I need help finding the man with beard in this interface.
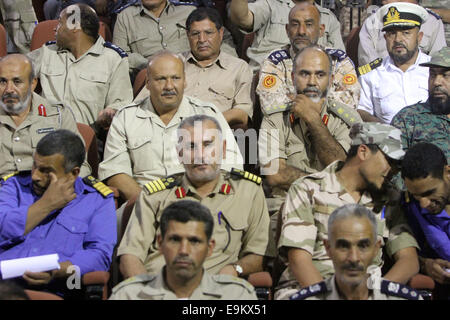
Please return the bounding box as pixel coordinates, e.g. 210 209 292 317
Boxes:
98 51 243 203
0 130 116 297
357 2 431 124
391 47 449 161
275 122 419 300
0 54 90 178
117 115 272 280
401 143 450 299
257 2 361 115
258 45 361 214
109 200 258 299
290 204 422 300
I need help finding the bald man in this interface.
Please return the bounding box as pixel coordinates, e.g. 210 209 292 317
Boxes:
0 54 91 178
98 51 244 202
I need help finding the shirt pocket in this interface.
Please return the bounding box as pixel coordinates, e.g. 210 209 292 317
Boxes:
285 139 308 166
126 136 155 172
76 71 109 107
55 216 88 257
214 210 248 256
208 86 234 111
129 33 152 55
373 86 397 117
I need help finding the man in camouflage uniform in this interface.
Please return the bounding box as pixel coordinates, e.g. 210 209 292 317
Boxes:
275 122 419 300
229 0 345 71
110 200 258 300
290 204 423 300
118 115 272 280
391 46 449 161
0 0 37 53
256 2 360 115
258 46 361 213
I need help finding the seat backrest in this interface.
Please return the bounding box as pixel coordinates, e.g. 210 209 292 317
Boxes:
99 21 112 42
133 68 148 99
77 123 99 178
30 20 58 51
32 0 47 22
345 26 361 69
240 33 254 63
0 24 7 57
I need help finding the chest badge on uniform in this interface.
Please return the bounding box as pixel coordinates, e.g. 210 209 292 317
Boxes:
262 75 276 89
220 183 231 195
38 104 47 117
322 114 329 126
175 187 186 199
343 74 357 85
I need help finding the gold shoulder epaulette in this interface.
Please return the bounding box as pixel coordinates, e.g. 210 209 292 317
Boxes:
83 176 113 197
230 168 262 185
357 58 382 76
1 171 20 182
327 100 362 127
144 175 179 195
264 102 292 115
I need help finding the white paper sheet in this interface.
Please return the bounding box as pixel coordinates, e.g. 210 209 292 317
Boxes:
0 254 60 279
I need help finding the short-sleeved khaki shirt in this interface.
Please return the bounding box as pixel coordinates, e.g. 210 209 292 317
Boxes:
28 37 133 126
109 268 258 300
276 161 419 297
256 45 360 114
183 51 253 118
98 96 244 185
113 1 237 73
0 93 91 177
244 0 345 70
117 170 273 275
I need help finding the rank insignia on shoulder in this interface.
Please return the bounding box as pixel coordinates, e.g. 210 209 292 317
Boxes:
327 101 361 127
83 176 113 197
175 186 187 198
104 42 128 58
290 281 328 300
114 0 139 14
220 183 231 194
381 280 421 300
144 176 179 195
325 48 347 62
357 58 382 76
426 8 441 20
265 102 291 115
268 49 290 65
1 171 19 182
38 104 47 117
230 168 262 185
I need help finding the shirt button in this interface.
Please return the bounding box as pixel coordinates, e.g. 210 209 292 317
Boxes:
14 136 20 142
16 158 22 163
162 43 167 48
159 26 163 30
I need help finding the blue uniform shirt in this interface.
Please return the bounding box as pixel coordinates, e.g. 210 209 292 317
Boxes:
0 174 117 276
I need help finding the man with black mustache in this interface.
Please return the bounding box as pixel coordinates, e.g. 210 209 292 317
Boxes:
290 204 422 300
391 46 449 162
357 2 431 124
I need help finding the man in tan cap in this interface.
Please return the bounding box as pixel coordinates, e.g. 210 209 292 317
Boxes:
357 2 431 124
290 204 423 300
275 122 419 300
109 200 258 300
391 46 450 161
117 114 272 280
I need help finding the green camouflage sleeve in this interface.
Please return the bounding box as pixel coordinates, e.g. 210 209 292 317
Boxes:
278 179 317 256
390 109 412 151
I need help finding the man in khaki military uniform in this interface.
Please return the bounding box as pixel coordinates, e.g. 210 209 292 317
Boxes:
229 0 345 71
0 0 37 54
110 200 258 300
28 4 133 130
118 114 272 280
0 54 90 178
135 7 253 129
290 204 422 300
258 46 361 213
98 51 243 203
113 0 237 76
256 2 360 116
275 123 419 300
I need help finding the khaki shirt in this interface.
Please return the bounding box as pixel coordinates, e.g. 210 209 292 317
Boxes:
0 0 36 53
113 1 237 74
28 37 133 127
117 170 273 275
183 51 253 118
109 268 258 300
256 45 360 115
275 161 419 297
98 96 244 185
289 276 422 300
244 0 345 70
0 93 91 177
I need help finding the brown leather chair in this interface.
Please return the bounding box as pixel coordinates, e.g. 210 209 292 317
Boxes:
99 21 112 42
408 273 435 300
76 123 99 178
25 289 64 300
133 68 148 99
0 24 7 57
240 33 254 63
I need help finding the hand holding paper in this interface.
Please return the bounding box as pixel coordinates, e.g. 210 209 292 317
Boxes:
0 254 60 280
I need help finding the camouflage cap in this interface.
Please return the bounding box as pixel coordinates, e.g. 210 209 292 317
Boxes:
350 123 405 160
419 47 450 68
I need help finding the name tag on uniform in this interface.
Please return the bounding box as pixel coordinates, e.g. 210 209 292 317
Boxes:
36 127 55 134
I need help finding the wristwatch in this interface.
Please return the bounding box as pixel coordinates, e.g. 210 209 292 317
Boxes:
232 264 243 277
